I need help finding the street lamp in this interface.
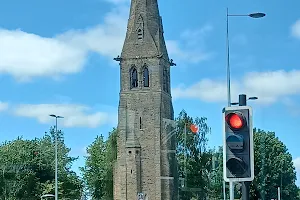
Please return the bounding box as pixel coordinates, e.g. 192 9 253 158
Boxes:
248 96 258 100
225 9 264 197
226 8 266 107
49 114 64 200
231 95 258 105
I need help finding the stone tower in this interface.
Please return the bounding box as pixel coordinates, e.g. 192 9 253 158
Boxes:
113 0 178 199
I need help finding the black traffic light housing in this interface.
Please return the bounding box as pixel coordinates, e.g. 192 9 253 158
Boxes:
223 106 254 182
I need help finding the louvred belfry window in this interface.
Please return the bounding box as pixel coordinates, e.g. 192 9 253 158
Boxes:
131 68 138 88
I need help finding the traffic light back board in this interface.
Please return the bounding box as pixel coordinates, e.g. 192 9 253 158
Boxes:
223 106 254 182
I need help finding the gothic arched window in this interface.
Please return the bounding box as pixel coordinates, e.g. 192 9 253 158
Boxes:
143 67 149 87
130 67 138 88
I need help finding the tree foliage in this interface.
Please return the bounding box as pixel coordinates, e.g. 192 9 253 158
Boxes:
0 127 83 199
81 128 117 199
175 110 213 199
250 128 300 200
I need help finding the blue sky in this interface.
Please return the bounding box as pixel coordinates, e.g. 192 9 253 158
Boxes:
0 0 300 186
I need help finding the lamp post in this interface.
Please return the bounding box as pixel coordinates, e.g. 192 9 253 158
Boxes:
226 8 265 200
226 8 265 107
49 114 64 200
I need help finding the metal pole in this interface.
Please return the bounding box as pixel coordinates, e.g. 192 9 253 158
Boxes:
55 117 58 200
242 181 250 200
3 168 6 200
184 123 187 188
229 181 234 200
226 7 231 107
281 172 282 199
239 94 247 106
239 94 251 200
223 181 226 200
227 9 234 198
261 130 266 200
278 187 281 200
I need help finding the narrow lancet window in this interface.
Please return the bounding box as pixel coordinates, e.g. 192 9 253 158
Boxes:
163 69 167 91
131 68 138 88
143 67 149 87
139 117 142 129
137 15 144 40
138 29 143 40
166 73 169 93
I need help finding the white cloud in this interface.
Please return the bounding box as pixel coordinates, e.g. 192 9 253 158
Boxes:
291 19 300 39
0 4 128 82
180 24 213 45
166 40 212 64
166 24 214 64
294 157 300 187
293 157 300 172
0 29 87 81
56 5 128 58
13 104 117 128
172 69 300 104
0 102 9 112
172 79 236 102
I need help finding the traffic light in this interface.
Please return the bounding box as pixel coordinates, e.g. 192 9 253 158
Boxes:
223 106 254 182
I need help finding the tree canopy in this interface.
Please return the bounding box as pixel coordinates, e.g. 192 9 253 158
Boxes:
250 128 299 200
0 127 83 199
81 128 117 199
175 110 213 199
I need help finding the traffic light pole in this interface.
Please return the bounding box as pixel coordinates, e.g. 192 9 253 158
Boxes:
242 181 250 200
239 94 250 200
239 94 247 106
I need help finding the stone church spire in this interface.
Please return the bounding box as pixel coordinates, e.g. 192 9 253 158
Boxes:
121 0 169 60
113 0 178 199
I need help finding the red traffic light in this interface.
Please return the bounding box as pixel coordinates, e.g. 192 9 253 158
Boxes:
226 112 245 130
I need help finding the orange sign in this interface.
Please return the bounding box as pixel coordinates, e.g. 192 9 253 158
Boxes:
190 124 198 133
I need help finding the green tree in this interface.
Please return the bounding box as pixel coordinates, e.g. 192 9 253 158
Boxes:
175 110 212 200
209 146 243 199
105 128 118 198
207 146 229 200
81 128 118 199
251 128 300 200
81 135 107 199
0 127 83 199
